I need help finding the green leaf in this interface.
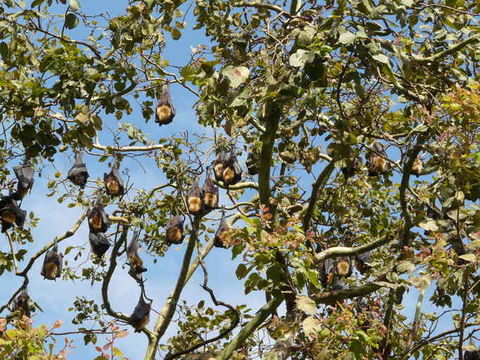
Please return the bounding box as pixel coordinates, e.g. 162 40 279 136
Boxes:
372 53 389 64
222 66 250 89
296 295 317 315
303 316 321 337
235 263 249 279
338 31 356 45
69 0 80 10
459 253 477 263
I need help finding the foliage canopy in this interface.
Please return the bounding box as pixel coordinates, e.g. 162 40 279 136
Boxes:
1 0 480 359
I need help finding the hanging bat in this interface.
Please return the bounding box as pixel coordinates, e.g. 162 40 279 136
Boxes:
41 242 63 280
411 156 423 177
13 287 31 317
213 152 228 182
246 151 258 175
222 153 242 185
336 256 352 277
89 232 110 258
187 179 203 215
366 143 390 176
354 251 372 274
88 198 110 233
165 215 185 244
104 161 124 197
214 214 230 248
129 295 151 332
155 86 175 125
320 258 336 287
202 175 218 210
0 196 26 233
67 151 89 188
341 157 361 179
127 231 147 279
12 160 34 200
465 350 480 360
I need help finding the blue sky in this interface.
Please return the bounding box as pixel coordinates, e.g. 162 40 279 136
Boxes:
0 1 466 359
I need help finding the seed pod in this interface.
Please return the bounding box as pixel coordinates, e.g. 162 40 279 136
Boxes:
127 231 147 279
187 179 203 215
104 161 124 197
12 160 34 200
87 198 110 233
129 295 151 333
41 242 63 280
367 143 390 176
214 214 230 248
67 152 89 188
155 86 175 125
0 196 26 233
222 153 242 185
202 175 218 210
213 152 228 182
165 215 185 245
89 232 110 258
13 287 31 317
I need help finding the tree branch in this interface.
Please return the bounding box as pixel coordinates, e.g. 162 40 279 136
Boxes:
301 161 335 231
217 295 284 360
16 212 87 277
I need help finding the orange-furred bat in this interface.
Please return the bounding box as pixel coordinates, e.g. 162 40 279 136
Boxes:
41 243 63 280
165 215 185 245
129 295 151 332
155 86 175 125
187 179 203 215
214 213 230 248
88 198 110 233
104 161 124 197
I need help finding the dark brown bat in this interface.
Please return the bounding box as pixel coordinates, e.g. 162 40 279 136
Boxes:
67 152 89 188
341 157 361 179
155 86 175 125
89 232 110 258
187 179 203 215
104 161 124 197
367 143 390 176
246 151 258 176
354 251 372 274
214 214 230 248
12 160 34 200
13 287 31 317
165 215 185 244
465 350 480 360
222 153 242 185
129 295 151 332
87 198 110 233
202 175 218 210
213 152 228 182
127 231 147 279
41 243 63 280
0 196 26 233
